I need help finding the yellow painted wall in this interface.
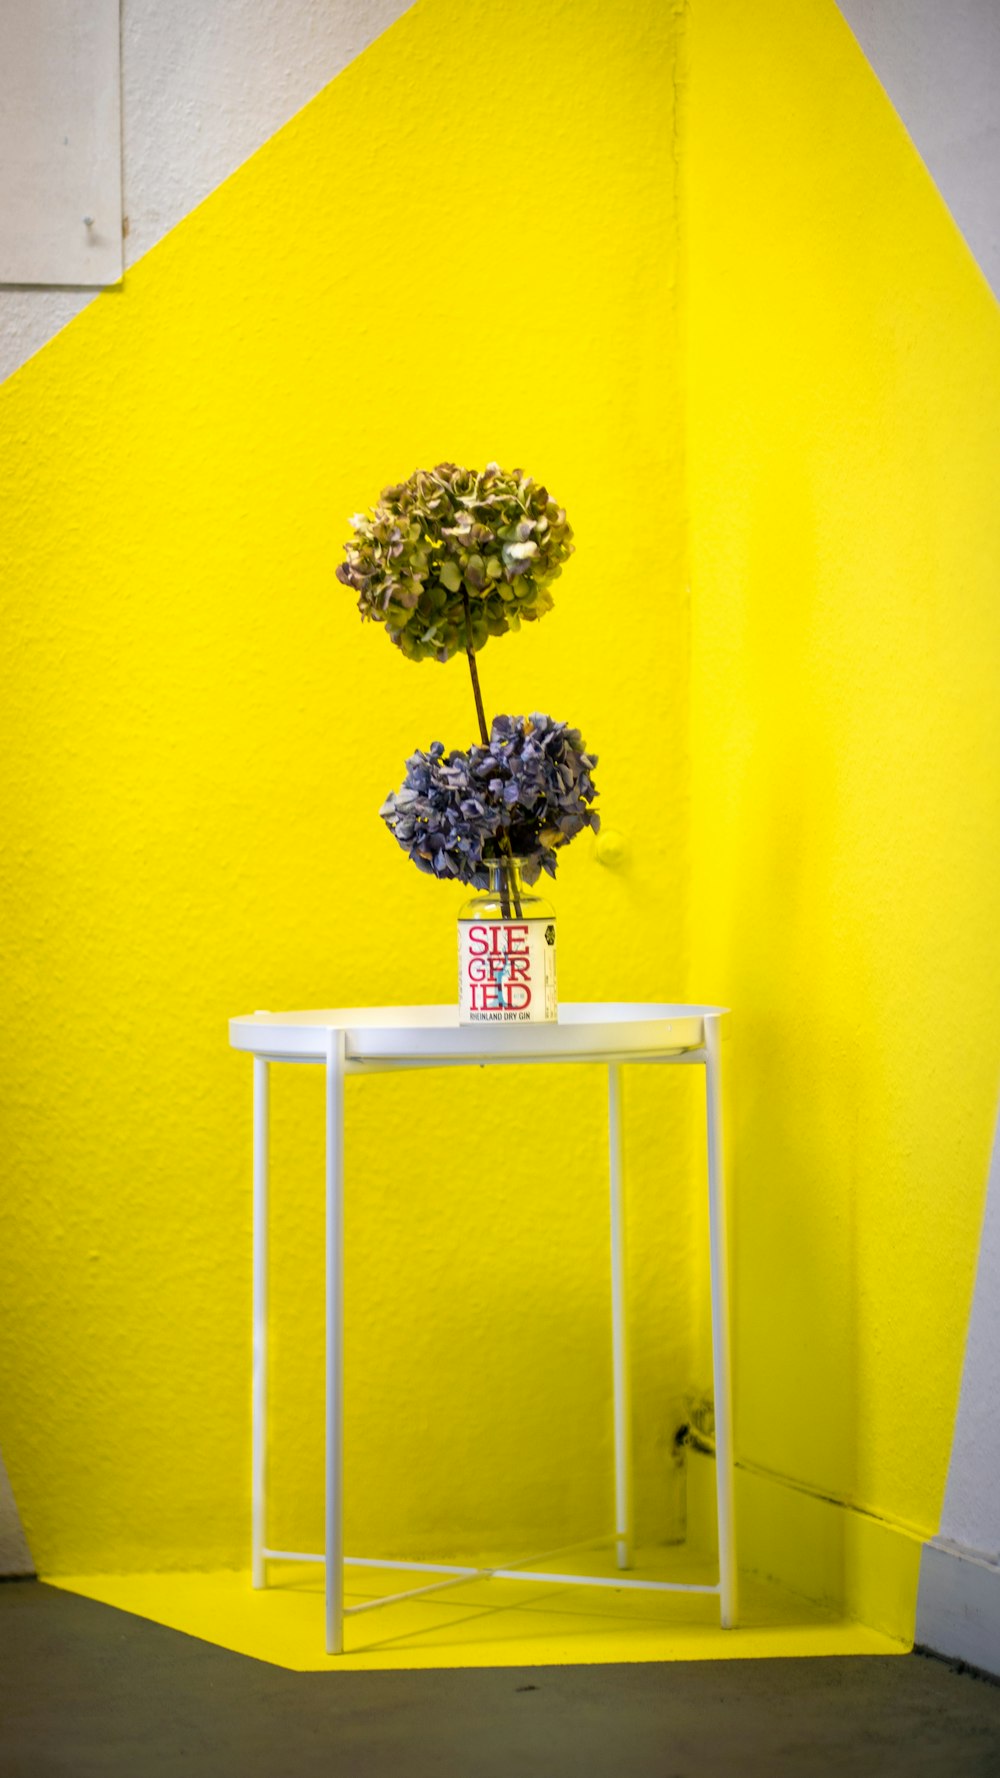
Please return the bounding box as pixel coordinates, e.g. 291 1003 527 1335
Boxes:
0 0 697 1573
682 0 1000 1627
7 0 992 1642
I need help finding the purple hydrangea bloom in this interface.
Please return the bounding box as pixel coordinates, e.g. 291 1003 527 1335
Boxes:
378 740 502 884
381 715 599 888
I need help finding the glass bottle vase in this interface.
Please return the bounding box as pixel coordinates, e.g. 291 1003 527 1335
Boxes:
457 857 557 1024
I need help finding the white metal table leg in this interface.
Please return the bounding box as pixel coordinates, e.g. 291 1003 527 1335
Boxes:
608 1062 633 1571
252 1056 269 1590
325 1028 347 1656
704 1016 737 1627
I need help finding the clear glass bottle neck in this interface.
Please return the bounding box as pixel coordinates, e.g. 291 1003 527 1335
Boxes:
459 856 553 922
487 859 526 896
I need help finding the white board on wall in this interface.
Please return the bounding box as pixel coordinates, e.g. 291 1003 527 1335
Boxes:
0 0 122 286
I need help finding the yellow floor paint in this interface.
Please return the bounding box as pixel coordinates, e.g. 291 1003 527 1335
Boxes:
49 1551 907 1672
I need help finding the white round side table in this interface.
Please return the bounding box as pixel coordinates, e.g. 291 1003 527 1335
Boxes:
229 1002 735 1656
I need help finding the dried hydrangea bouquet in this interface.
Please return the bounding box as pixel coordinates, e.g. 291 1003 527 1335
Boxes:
338 462 599 1023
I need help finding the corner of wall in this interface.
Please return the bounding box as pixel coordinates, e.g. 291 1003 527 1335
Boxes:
0 1448 34 1579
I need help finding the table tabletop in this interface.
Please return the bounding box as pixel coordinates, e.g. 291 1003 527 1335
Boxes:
229 1002 729 1068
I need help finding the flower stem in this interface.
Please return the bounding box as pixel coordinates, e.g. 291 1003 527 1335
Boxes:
503 853 523 922
462 591 490 746
461 593 523 919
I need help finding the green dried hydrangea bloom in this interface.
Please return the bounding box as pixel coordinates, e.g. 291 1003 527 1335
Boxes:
336 462 574 662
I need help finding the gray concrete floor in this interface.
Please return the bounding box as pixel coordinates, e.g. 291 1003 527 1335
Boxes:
1 1579 999 1777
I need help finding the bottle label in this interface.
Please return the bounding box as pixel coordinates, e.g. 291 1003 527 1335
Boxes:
458 918 557 1023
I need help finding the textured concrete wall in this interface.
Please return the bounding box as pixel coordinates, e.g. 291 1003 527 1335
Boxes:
0 0 414 383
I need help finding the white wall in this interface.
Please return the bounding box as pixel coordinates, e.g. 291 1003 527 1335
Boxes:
938 1124 1000 1564
0 1448 33 1577
837 0 1000 301
0 1 123 287
917 1117 1000 1673
0 0 414 384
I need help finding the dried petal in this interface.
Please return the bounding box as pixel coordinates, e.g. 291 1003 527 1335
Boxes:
381 714 598 887
337 464 574 664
